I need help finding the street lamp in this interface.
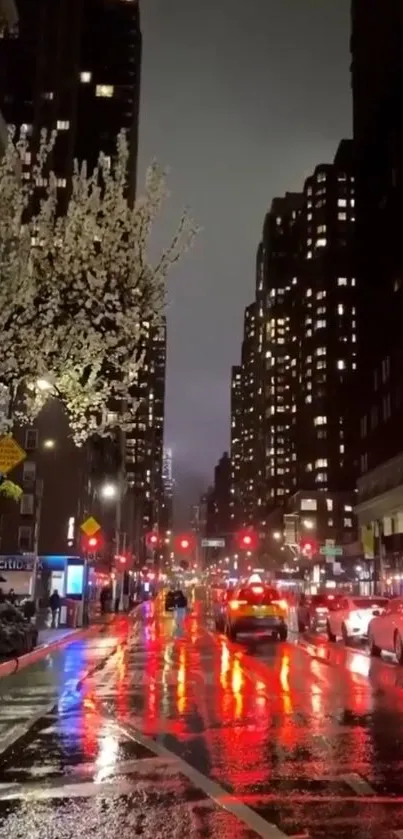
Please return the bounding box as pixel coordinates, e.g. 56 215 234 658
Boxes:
36 377 53 392
273 531 282 541
302 518 315 530
101 483 118 500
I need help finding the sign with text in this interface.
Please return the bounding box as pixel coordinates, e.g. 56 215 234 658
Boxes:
320 545 343 557
201 538 225 548
0 555 35 571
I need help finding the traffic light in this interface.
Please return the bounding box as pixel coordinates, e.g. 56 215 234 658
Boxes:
300 538 317 558
236 529 258 550
83 532 103 556
146 531 159 548
175 533 194 553
88 536 98 549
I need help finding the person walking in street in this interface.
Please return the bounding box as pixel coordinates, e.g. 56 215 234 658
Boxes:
49 589 61 628
173 588 188 636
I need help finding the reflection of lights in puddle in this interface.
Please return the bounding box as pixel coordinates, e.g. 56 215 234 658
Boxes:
310 684 323 716
94 730 120 782
280 654 290 692
349 652 370 678
231 659 243 694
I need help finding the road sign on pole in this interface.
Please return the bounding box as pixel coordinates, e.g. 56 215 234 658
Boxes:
0 436 26 474
80 516 101 537
320 545 343 557
201 538 225 548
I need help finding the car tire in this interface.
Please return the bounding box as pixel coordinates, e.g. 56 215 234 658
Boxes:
368 631 381 657
341 623 350 645
278 625 288 642
326 620 336 642
394 631 403 665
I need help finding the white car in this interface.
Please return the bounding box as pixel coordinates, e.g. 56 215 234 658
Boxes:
368 597 403 663
326 595 388 644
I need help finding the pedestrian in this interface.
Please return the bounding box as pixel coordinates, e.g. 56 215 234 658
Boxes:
49 589 61 628
173 588 188 635
7 588 16 605
100 585 109 615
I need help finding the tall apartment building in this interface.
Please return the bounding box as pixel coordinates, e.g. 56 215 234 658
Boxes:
230 141 358 548
0 1 164 563
351 1 403 559
0 0 17 150
229 366 242 529
161 446 174 534
261 193 303 515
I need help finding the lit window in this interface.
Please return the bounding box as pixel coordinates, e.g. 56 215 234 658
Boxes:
338 212 347 221
344 504 352 512
317 172 326 183
56 178 67 188
301 498 317 511
340 444 345 454
80 71 92 83
316 472 327 483
315 347 326 356
337 359 345 370
96 84 114 97
43 91 54 101
316 238 327 247
315 458 328 468
326 498 333 512
57 120 70 130
306 288 312 297
307 251 312 259
314 416 327 426
337 304 344 315
338 277 347 286
328 518 334 527
338 198 347 207
316 319 326 329
344 518 353 528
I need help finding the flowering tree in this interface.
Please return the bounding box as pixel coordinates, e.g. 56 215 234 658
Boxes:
0 129 198 443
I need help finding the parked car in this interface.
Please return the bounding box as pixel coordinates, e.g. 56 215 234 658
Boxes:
326 595 388 644
297 593 340 632
368 596 403 662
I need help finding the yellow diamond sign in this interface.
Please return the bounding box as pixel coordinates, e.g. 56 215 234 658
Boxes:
80 516 101 537
0 436 26 475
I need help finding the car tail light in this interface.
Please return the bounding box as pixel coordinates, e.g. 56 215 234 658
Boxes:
229 600 247 611
251 585 264 594
315 607 328 613
274 599 287 611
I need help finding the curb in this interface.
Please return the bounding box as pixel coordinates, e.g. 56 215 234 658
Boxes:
0 621 111 681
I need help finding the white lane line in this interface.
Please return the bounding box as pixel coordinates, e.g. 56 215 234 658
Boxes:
117 723 289 839
341 773 376 796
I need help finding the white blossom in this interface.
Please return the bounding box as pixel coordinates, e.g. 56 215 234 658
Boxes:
0 129 198 443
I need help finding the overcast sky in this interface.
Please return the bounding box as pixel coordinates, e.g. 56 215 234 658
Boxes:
138 0 352 521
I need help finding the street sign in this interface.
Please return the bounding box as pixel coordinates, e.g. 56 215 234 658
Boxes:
0 435 26 474
201 538 225 548
320 545 343 557
80 516 101 537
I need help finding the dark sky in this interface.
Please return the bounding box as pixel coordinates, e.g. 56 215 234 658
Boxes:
138 0 352 520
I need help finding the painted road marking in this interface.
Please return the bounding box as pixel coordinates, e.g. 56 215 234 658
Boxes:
341 773 376 796
118 722 289 839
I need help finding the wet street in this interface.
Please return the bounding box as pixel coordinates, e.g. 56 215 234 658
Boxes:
2 598 403 837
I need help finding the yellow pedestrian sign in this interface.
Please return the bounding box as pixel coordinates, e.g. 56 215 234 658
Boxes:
0 435 26 474
80 516 101 537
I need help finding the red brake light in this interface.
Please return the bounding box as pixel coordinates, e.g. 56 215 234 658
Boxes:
229 599 247 610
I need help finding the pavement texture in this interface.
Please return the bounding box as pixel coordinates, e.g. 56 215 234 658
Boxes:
1 595 403 837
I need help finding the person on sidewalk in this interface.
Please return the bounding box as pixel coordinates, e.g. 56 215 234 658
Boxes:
49 589 61 628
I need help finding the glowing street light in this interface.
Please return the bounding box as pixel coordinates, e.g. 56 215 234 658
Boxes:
101 483 118 500
302 518 315 530
273 531 282 541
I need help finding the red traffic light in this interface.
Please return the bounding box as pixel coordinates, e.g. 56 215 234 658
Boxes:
146 531 159 547
300 538 317 557
88 536 98 548
175 533 194 553
237 529 257 550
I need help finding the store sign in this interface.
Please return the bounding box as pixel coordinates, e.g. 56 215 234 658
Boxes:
0 555 35 572
201 538 225 548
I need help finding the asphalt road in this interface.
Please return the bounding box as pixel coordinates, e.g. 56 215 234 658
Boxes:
1 597 403 838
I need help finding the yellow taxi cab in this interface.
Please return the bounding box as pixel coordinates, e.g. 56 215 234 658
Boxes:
223 583 288 642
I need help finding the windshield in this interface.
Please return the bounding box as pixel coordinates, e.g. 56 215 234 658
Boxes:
237 587 279 605
352 598 388 609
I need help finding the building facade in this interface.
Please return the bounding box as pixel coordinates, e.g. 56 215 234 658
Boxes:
0 1 162 571
352 1 403 568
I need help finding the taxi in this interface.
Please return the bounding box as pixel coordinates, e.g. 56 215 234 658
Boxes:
223 583 288 641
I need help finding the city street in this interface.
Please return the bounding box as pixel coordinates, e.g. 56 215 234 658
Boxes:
1 597 403 837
